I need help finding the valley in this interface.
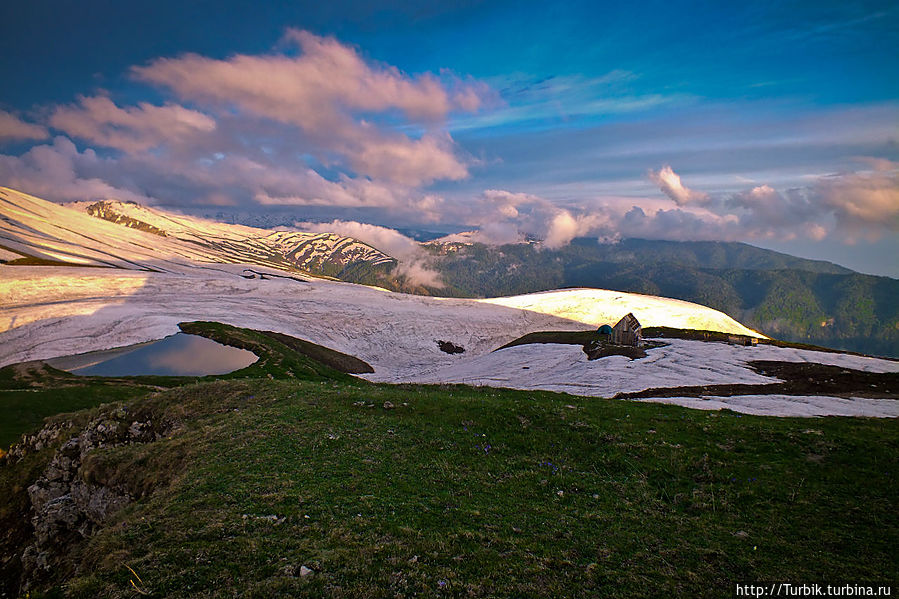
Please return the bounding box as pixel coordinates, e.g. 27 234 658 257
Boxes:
424 238 899 358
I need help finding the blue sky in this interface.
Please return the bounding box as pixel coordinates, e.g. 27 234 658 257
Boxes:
1 0 897 275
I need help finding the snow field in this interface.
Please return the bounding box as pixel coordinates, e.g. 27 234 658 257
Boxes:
2 265 896 417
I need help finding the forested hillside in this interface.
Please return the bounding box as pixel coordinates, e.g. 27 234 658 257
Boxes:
417 239 898 357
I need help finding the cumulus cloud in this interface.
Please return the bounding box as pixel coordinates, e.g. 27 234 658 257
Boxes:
544 210 611 248
451 161 895 248
132 29 485 185
175 154 373 208
1 29 894 254
0 131 448 217
617 205 741 241
294 219 443 287
724 184 824 240
0 29 495 221
350 131 468 186
442 189 617 247
450 187 741 247
0 28 491 222
0 110 48 141
50 95 216 153
0 136 155 204
717 166 898 241
815 168 899 238
469 222 524 245
459 190 552 243
649 165 709 206
640 161 898 243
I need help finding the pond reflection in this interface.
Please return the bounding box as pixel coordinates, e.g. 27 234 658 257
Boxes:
47 333 258 376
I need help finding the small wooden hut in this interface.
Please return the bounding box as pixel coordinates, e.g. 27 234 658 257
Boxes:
612 313 643 347
727 335 758 346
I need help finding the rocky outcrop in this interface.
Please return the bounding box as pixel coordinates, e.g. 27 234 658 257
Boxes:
86 200 168 236
11 406 178 593
4 419 73 463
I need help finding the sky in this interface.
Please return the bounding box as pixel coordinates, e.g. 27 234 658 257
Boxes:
1 0 897 276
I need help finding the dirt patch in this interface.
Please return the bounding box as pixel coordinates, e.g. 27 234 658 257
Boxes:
495 330 662 361
643 326 897 362
0 244 110 268
585 340 666 361
240 268 309 283
437 340 465 354
616 360 899 400
496 330 596 351
585 344 647 360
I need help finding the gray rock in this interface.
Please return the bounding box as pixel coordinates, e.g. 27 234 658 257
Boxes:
16 409 176 588
71 481 131 525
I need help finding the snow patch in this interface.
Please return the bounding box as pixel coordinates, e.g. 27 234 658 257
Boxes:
636 395 899 418
480 288 764 338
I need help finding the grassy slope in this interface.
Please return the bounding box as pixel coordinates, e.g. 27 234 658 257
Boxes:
0 322 358 450
176 321 359 383
0 363 190 449
0 385 147 450
2 323 897 597
39 381 899 598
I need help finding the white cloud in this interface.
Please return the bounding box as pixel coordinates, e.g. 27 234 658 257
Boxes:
0 30 895 255
0 110 48 141
649 165 709 206
132 29 485 185
0 136 155 204
294 219 443 287
644 161 899 243
815 167 899 239
544 210 610 248
50 95 216 153
0 29 492 221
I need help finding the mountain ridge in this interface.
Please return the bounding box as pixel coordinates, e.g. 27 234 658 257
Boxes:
568 237 853 274
0 188 395 278
423 239 898 357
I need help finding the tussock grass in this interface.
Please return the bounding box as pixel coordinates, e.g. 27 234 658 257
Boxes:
9 380 897 598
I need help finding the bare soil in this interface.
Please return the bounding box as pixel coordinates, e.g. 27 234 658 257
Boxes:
616 360 899 400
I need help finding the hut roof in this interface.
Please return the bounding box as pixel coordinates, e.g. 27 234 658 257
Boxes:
613 313 641 332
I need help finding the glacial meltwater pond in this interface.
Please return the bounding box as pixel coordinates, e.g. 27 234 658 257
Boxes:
46 333 258 377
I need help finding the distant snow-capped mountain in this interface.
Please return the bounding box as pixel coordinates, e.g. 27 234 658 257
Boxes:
74 199 397 275
0 188 395 277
